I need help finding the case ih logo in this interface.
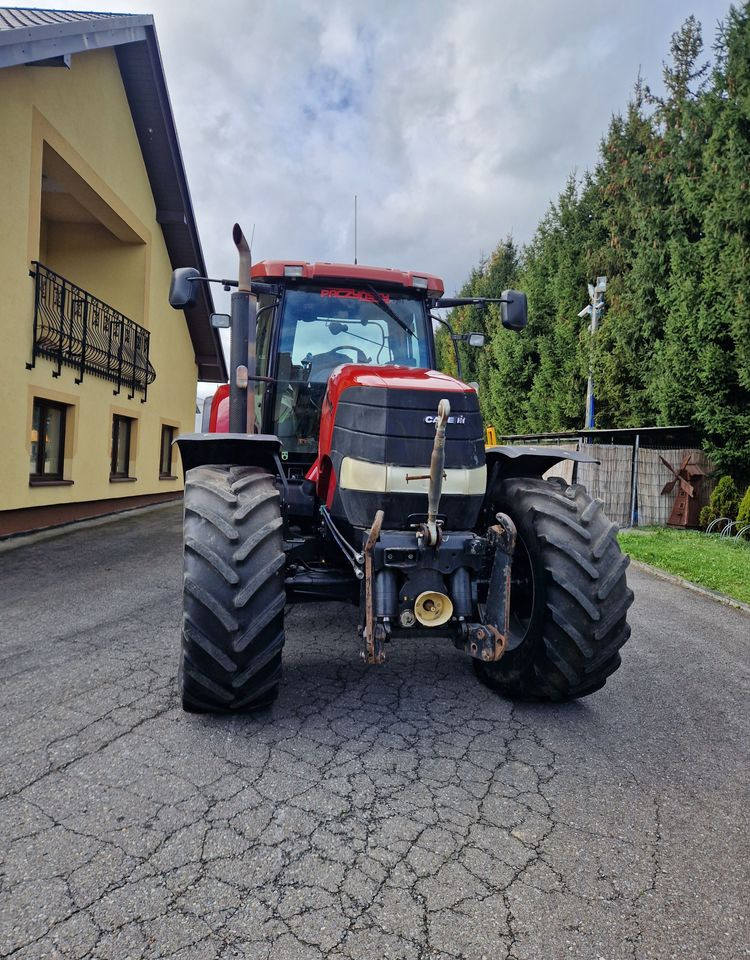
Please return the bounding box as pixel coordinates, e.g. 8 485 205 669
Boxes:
321 288 390 303
424 414 466 425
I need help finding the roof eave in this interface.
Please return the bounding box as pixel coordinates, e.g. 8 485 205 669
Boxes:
116 26 226 381
0 14 153 68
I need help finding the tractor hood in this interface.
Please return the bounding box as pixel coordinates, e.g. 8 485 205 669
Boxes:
310 364 486 530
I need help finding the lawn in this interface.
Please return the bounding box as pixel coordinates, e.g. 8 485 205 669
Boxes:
618 527 750 605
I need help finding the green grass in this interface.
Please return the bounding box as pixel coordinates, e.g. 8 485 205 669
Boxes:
617 527 750 604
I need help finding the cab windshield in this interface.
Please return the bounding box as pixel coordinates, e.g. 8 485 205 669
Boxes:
273 286 431 458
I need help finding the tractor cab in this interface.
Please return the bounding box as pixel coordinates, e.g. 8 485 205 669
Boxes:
210 261 445 477
265 284 431 460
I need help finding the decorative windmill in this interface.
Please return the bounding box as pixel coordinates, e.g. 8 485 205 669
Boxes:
660 455 706 528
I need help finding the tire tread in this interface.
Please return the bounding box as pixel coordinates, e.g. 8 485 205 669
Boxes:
476 476 633 701
180 464 285 712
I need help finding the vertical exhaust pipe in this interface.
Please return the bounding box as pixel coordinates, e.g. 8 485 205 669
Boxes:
229 224 257 434
233 223 252 293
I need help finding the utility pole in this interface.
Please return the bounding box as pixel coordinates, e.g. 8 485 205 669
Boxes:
578 276 607 431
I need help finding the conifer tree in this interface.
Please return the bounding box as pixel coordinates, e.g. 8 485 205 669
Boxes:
591 81 667 427
691 4 750 476
648 16 710 427
448 7 749 478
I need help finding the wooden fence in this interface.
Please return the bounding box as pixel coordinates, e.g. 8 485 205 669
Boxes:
541 442 716 528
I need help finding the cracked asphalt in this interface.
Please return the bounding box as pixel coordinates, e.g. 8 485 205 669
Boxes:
1 503 748 960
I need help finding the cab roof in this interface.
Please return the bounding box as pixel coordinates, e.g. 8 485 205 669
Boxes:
250 260 444 297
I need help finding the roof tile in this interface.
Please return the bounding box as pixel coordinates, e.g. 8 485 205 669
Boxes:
0 7 130 30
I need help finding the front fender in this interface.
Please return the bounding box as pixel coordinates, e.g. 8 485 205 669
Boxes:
485 444 598 494
175 433 282 476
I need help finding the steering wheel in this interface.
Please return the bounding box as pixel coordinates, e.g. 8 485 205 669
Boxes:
307 346 371 383
328 345 369 364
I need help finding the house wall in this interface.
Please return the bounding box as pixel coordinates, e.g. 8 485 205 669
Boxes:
0 48 198 530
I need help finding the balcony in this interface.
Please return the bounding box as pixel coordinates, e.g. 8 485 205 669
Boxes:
27 262 156 401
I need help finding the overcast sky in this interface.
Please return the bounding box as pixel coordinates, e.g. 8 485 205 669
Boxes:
19 1 731 309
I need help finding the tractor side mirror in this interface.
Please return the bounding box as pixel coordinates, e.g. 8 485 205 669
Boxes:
169 267 201 309
501 290 528 331
210 313 231 329
467 333 485 347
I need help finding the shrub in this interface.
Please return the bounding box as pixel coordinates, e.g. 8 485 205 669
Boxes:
737 486 750 538
711 476 741 521
700 476 740 531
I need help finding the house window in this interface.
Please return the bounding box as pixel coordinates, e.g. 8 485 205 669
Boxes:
111 415 134 479
160 425 176 478
30 398 67 480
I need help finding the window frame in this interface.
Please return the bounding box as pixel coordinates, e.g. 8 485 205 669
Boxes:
268 286 433 461
277 287 431 373
159 424 176 479
29 397 67 481
110 414 134 480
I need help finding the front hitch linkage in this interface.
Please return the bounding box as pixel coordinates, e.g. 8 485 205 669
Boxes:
460 512 517 662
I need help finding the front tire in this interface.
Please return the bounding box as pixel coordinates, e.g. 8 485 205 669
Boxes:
180 464 285 712
476 477 633 701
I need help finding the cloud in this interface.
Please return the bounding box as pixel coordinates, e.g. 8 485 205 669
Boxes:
12 0 728 305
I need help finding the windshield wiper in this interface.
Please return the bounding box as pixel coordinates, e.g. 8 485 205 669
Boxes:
366 285 415 339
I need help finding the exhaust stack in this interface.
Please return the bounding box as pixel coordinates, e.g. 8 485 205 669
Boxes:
228 223 257 434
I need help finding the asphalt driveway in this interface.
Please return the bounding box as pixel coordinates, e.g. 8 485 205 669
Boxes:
1 504 748 959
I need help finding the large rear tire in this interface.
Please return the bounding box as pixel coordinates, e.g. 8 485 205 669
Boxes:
475 477 633 701
180 464 285 712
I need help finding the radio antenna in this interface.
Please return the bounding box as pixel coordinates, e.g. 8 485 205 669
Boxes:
354 195 358 264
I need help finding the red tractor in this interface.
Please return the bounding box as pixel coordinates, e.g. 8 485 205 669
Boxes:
169 225 633 712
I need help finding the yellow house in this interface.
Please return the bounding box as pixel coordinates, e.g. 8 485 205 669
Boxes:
0 8 226 537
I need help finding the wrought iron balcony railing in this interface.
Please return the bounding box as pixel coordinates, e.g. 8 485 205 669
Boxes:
27 262 156 401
